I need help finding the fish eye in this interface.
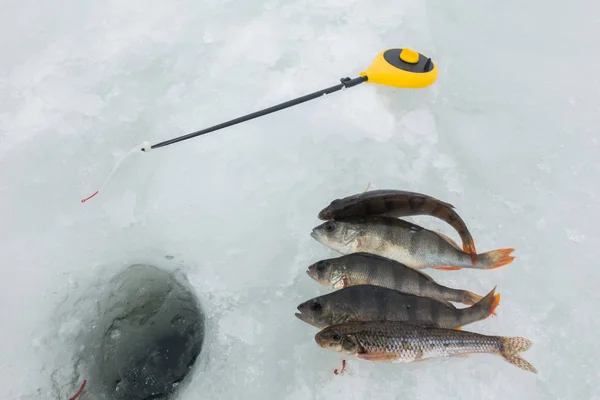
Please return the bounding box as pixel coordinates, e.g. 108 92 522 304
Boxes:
316 261 326 271
309 299 322 312
331 333 341 341
324 221 336 232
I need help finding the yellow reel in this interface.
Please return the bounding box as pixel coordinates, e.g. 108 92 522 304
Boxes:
360 48 438 89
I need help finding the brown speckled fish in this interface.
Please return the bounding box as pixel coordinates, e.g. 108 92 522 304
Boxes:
311 217 515 271
315 320 537 373
306 252 484 306
318 189 477 261
295 284 499 330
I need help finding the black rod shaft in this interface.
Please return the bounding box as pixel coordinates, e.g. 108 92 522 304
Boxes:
147 75 368 150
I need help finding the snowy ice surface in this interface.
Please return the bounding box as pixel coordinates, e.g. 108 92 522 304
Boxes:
1 0 600 399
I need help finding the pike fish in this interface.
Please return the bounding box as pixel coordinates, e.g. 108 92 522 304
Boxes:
295 284 499 330
307 252 484 306
310 217 515 271
318 189 477 260
315 320 537 373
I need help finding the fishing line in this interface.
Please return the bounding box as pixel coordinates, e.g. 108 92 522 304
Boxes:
80 142 149 203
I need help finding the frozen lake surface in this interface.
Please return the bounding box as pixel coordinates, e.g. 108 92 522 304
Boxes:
1 0 599 399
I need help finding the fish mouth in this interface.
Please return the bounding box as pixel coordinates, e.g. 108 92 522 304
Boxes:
295 307 323 328
317 210 329 220
314 333 328 348
306 263 317 279
295 312 311 324
310 230 318 240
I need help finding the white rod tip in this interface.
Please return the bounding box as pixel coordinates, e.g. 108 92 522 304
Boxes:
141 141 151 152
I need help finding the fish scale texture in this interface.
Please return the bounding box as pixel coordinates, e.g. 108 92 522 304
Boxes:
352 323 500 360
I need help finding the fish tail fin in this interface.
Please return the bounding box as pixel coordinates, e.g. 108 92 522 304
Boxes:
490 291 501 316
499 337 537 373
457 287 500 325
460 290 484 306
475 287 500 316
475 248 515 270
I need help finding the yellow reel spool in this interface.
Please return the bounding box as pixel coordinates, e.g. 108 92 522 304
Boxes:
360 48 438 89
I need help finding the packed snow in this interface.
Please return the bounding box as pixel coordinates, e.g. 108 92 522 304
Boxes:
1 0 599 399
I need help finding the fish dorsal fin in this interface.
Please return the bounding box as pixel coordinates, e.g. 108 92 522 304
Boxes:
350 252 404 263
379 217 424 231
435 231 462 251
361 190 456 209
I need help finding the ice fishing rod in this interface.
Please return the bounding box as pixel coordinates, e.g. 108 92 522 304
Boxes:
82 47 438 202
142 47 438 152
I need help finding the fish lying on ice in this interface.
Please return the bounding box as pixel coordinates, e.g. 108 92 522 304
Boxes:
295 284 500 329
306 252 484 305
318 189 477 261
311 217 515 271
314 320 537 373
